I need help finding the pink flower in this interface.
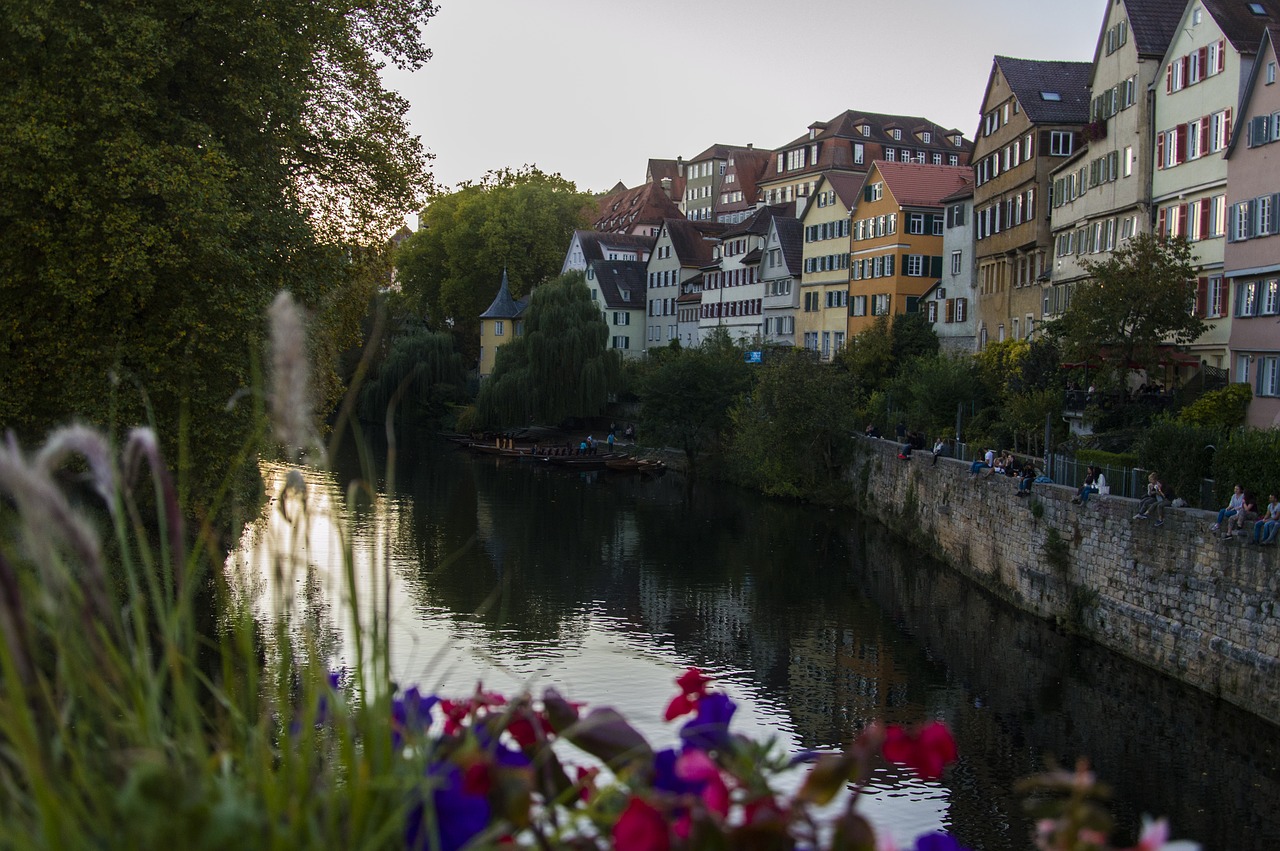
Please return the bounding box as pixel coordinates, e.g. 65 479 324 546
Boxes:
1133 817 1200 851
613 796 670 851
676 749 730 817
883 721 957 781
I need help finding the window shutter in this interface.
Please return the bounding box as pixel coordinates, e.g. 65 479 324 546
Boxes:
1198 47 1208 77
1199 199 1211 236
1195 277 1208 317
1200 117 1211 153
1176 124 1188 162
1157 206 1167 237
1227 204 1238 242
1247 200 1257 238
1217 39 1225 74
1215 278 1227 316
1225 108 1233 145
1166 63 1173 93
930 256 943 278
886 255 895 276
1178 204 1188 235
1156 132 1165 169
1273 194 1280 234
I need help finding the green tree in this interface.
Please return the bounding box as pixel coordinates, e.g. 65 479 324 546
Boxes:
475 272 620 427
890 311 940 366
637 339 753 484
356 322 467 427
837 316 896 394
884 354 986 441
396 167 593 362
0 0 435 514
1044 234 1205 393
727 350 862 502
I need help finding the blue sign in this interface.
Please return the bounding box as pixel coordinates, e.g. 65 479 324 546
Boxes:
744 350 763 364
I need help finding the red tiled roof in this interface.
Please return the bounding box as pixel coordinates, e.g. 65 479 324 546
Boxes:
593 181 684 232
872 162 975 208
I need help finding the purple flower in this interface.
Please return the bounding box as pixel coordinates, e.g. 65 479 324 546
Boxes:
392 687 439 750
679 693 736 753
406 763 491 851
915 832 970 851
653 748 701 795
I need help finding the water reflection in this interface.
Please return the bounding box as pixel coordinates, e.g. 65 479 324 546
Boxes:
229 434 1278 851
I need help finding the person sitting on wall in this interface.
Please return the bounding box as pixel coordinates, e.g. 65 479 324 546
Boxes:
1224 490 1259 539
1251 493 1280 545
932 437 946 466
898 442 913 461
1073 465 1103 505
1134 472 1168 527
1211 485 1245 532
1016 461 1037 496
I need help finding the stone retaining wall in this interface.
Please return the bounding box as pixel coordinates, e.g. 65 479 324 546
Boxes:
850 437 1280 727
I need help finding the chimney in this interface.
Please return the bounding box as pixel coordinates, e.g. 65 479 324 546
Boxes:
660 177 673 199
676 156 684 177
747 143 753 149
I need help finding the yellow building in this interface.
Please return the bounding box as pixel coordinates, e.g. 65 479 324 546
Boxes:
478 270 527 379
848 161 973 337
797 172 862 360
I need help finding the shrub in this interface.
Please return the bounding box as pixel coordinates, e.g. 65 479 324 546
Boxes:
1135 417 1218 507
1179 383 1252 431
1213 427 1280 505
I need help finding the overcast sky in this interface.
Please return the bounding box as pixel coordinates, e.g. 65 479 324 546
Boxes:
383 0 1103 199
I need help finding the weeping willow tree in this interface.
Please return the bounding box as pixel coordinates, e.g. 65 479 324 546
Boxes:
356 324 467 426
476 271 620 427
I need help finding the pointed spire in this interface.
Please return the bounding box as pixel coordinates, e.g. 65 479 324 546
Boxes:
479 267 525 319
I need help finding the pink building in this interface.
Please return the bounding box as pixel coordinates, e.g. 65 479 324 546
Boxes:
1224 26 1280 428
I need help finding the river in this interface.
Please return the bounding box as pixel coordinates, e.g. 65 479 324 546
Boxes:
228 433 1279 851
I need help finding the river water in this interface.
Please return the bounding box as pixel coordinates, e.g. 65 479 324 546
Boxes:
229 434 1278 851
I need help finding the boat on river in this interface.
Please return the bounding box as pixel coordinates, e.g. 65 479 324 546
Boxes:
604 457 666 476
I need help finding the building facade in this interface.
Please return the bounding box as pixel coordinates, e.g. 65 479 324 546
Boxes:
585 260 647 359
759 214 803 348
478 270 526 379
926 183 978 353
797 172 861 359
972 55 1091 347
848 162 972 338
1224 26 1280 427
698 204 791 342
645 218 725 351
1045 0 1183 319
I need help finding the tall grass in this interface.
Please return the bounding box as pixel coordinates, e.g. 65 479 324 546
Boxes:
0 293 419 850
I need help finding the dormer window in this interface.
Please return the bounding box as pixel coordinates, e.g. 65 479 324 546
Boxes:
921 131 931 143
891 128 902 140
1041 91 1062 101
861 124 871 136
1248 2 1266 14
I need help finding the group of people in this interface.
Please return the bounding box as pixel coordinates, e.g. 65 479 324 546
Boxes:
1211 485 1280 544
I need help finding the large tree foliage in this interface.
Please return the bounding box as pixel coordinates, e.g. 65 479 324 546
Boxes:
1044 234 1205 391
475 272 620 427
637 332 754 483
396 167 593 361
0 0 435 512
356 322 467 427
727 351 862 502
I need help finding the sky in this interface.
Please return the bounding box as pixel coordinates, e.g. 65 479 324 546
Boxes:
382 0 1104 204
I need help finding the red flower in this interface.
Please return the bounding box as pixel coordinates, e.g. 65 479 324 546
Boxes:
664 692 696 721
676 668 712 696
883 721 957 781
613 796 670 851
461 762 491 796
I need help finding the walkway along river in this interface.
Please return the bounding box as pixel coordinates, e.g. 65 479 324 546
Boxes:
229 434 1280 851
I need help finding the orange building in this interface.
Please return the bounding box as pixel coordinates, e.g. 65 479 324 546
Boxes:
848 161 974 337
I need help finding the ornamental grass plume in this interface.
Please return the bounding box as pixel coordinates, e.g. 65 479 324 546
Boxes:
268 290 321 463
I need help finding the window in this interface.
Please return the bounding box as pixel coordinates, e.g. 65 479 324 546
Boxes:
871 294 891 315
921 131 931 143
885 149 896 162
1237 280 1259 316
611 336 629 350
906 255 925 276
1265 278 1280 315
954 298 968 322
1041 91 1061 102
1259 356 1280 396
1049 131 1074 156
932 153 942 165
907 213 926 235
1268 62 1277 85
1237 353 1252 383
853 143 865 164
852 295 867 316
494 320 504 336
891 128 902 140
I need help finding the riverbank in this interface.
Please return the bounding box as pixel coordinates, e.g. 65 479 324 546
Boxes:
849 436 1280 727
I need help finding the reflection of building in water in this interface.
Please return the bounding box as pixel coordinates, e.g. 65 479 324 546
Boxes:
787 627 915 744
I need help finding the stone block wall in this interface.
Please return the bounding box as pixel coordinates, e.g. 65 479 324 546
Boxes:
850 437 1280 726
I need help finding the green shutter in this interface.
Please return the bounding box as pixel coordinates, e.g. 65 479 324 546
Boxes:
930 256 943 277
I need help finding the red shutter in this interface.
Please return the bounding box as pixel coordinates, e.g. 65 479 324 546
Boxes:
1217 39 1226 73
1166 63 1173 93
1198 47 1208 79
945 298 955 323
1178 204 1189 235
1195 277 1208 317
1157 206 1167 237
1199 199 1211 237
1224 108 1233 145
1200 117 1211 153
1176 125 1188 163
1157 132 1165 169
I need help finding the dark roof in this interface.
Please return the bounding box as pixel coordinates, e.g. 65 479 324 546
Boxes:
479 269 527 320
1226 26 1280 156
773 216 804 273
716 148 775 214
664 218 726 266
822 171 867 210
1121 0 1185 57
740 247 763 265
1202 0 1280 52
590 260 647 310
688 143 759 162
939 180 976 204
593 181 683 232
874 162 976 208
572 230 656 264
994 56 1092 125
721 203 795 239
